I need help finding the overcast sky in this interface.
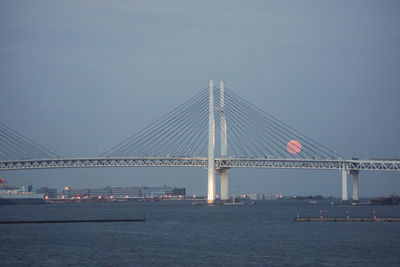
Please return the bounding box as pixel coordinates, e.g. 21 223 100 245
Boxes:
1 1 399 197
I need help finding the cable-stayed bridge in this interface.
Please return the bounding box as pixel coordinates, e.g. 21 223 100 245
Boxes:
1 81 399 203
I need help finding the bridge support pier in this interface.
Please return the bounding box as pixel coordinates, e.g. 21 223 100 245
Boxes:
341 166 349 203
351 170 359 203
220 169 229 202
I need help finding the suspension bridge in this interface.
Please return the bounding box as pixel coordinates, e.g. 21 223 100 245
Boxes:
1 80 399 203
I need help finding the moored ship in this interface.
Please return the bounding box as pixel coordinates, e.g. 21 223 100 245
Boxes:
0 178 45 205
370 195 400 205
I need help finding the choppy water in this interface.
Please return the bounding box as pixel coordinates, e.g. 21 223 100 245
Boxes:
0 200 399 266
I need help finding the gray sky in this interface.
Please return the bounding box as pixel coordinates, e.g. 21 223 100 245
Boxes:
1 1 399 197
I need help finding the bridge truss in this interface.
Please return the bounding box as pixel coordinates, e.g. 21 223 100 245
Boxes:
1 157 399 171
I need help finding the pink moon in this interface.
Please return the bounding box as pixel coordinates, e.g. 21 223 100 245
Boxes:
287 140 302 154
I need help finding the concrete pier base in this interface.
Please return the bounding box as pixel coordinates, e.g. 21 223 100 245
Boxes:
341 167 349 203
220 169 229 202
351 170 359 203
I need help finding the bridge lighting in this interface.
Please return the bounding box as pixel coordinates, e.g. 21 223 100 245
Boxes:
287 140 302 154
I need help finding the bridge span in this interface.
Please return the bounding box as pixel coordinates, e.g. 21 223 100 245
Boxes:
1 157 400 172
2 157 399 204
1 80 399 203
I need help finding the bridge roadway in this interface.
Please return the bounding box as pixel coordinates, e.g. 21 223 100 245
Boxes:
1 157 400 171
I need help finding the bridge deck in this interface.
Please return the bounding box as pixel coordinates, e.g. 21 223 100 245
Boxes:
1 157 399 171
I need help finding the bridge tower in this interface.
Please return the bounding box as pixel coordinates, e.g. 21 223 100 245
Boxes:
207 80 230 204
220 81 229 202
207 80 216 203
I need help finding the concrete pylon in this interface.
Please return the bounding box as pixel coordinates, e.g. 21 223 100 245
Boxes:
350 170 359 203
220 81 229 202
220 81 227 157
220 169 228 201
207 80 216 204
341 166 349 203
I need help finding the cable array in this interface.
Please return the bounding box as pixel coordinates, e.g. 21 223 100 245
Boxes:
0 123 58 161
0 86 340 161
103 86 341 159
102 89 210 157
221 88 340 159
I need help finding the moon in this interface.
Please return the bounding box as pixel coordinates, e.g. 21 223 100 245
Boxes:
287 140 302 154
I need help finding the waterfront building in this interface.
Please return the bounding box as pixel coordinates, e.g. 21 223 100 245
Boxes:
37 187 57 199
171 187 186 196
60 185 186 199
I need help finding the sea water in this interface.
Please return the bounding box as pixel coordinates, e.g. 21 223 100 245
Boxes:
0 200 399 266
